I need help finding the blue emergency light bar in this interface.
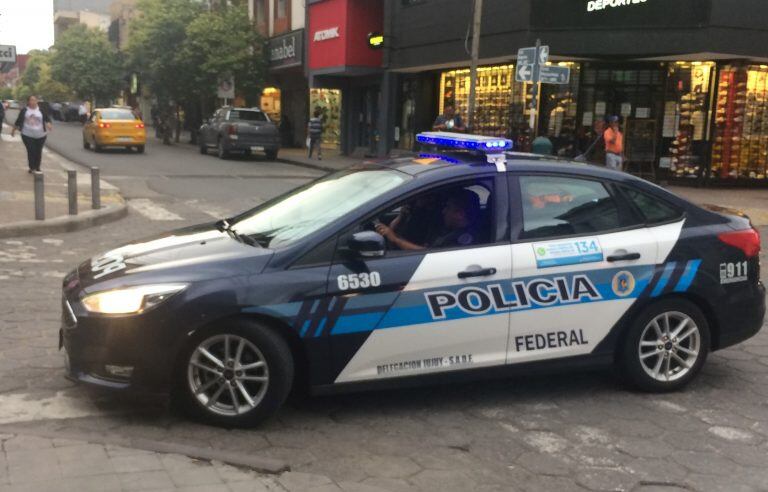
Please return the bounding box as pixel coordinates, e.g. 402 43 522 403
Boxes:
416 132 513 152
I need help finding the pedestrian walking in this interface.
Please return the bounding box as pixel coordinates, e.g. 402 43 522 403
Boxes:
11 95 52 173
307 108 324 160
604 115 624 170
78 102 88 124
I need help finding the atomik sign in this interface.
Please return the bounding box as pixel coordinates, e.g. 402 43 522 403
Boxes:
587 0 648 12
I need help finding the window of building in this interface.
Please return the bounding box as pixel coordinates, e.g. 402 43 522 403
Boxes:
253 0 268 35
519 176 623 239
274 0 290 34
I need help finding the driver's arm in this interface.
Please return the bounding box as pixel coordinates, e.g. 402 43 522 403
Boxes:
375 223 425 251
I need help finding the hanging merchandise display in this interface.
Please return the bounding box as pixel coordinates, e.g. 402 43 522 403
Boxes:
309 88 342 149
439 65 525 137
665 62 715 179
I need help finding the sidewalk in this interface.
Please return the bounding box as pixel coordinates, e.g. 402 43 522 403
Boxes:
0 432 281 492
277 147 372 172
668 185 768 226
0 126 126 238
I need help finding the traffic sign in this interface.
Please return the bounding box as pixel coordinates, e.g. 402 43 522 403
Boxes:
516 64 534 83
539 65 571 85
538 45 549 65
517 47 536 66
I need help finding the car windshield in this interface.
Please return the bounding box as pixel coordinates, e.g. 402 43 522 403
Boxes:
229 110 267 122
101 109 138 120
231 168 410 248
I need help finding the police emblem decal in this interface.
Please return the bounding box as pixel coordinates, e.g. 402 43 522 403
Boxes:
611 270 635 297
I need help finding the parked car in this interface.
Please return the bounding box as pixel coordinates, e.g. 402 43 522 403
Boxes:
82 107 146 153
199 107 279 160
6 100 19 110
62 102 81 122
50 102 65 121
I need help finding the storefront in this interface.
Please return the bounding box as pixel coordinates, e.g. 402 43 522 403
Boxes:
263 29 308 148
307 0 386 156
388 0 768 185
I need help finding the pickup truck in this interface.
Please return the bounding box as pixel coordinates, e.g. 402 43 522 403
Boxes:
199 107 280 160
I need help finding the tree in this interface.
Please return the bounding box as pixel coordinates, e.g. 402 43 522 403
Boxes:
15 50 74 102
182 4 267 107
49 25 123 104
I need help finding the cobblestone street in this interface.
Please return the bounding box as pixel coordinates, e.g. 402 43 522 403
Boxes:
1 208 768 491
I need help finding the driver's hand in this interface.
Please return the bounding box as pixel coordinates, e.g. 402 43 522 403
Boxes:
375 223 396 240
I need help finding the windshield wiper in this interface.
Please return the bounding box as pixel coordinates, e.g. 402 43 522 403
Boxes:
216 219 260 248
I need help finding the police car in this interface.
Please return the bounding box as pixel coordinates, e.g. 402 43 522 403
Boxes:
61 132 765 426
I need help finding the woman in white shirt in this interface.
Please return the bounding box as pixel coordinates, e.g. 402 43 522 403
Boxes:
12 95 53 173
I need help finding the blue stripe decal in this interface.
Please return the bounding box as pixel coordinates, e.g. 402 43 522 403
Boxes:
651 262 677 298
673 259 702 293
331 312 387 335
313 318 327 337
299 319 311 337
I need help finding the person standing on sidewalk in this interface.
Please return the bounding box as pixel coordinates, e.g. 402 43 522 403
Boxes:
11 95 52 173
307 108 323 160
604 115 624 171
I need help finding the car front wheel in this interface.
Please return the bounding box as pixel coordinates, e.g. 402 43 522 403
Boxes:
174 320 294 427
620 299 710 392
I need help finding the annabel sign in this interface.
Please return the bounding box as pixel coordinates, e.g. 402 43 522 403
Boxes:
268 30 303 69
587 0 647 12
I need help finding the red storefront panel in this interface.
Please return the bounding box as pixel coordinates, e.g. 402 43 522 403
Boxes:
308 0 383 72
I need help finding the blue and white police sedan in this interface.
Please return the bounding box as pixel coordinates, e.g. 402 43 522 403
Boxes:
61 132 765 426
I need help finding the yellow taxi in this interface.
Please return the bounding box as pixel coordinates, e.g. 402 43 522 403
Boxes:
83 107 146 153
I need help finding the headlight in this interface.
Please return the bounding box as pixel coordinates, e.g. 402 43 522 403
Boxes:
81 284 187 314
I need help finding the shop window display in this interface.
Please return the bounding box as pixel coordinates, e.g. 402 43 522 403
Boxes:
309 88 342 149
664 62 715 179
439 65 525 137
712 65 768 180
539 62 581 157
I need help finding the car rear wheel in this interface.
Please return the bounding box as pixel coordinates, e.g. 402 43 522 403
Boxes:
94 142 103 153
265 149 278 160
174 320 294 427
619 299 710 392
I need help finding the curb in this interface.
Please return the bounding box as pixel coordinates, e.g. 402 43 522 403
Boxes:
0 201 128 239
277 157 339 173
0 424 289 474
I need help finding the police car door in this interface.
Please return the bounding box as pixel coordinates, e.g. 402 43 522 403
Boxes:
328 176 512 384
506 174 664 364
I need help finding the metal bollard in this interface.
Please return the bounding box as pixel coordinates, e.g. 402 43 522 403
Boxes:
33 172 45 220
90 166 101 210
67 170 78 215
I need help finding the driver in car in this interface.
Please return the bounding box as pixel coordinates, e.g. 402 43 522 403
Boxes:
375 189 480 251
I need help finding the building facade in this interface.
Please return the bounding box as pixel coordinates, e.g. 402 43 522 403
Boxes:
350 0 768 185
250 0 310 148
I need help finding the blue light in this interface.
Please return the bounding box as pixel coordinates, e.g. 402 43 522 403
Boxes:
416 132 513 153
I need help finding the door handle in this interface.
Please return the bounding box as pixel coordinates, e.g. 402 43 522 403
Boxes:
606 252 641 262
458 267 497 279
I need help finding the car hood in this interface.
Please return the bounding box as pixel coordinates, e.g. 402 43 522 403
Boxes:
72 223 274 292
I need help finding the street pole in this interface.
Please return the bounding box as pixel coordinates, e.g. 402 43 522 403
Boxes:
467 0 483 132
529 38 541 136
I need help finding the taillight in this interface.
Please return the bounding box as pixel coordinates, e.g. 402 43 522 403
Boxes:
227 125 237 135
98 122 110 128
135 123 145 129
718 228 761 258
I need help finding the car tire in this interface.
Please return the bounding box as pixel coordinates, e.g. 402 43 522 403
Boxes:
199 144 207 155
83 139 90 150
135 145 145 154
265 149 278 160
94 142 103 153
217 140 229 160
173 319 294 427
619 298 710 392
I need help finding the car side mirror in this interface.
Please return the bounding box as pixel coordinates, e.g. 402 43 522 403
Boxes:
348 231 385 258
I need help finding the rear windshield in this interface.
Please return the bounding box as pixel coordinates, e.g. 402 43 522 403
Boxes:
101 109 138 120
229 110 267 122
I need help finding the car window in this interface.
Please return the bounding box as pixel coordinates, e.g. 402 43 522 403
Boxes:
519 176 623 240
100 109 138 120
621 186 683 224
364 178 495 253
231 169 411 249
228 110 268 122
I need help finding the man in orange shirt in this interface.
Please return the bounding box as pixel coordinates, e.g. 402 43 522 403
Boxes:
604 115 624 171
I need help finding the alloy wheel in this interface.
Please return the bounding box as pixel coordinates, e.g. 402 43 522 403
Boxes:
638 311 701 383
187 334 269 416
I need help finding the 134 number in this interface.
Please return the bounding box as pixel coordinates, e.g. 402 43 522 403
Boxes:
337 272 382 291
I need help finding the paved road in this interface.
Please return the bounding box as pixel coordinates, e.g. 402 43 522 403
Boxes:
1 116 768 490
